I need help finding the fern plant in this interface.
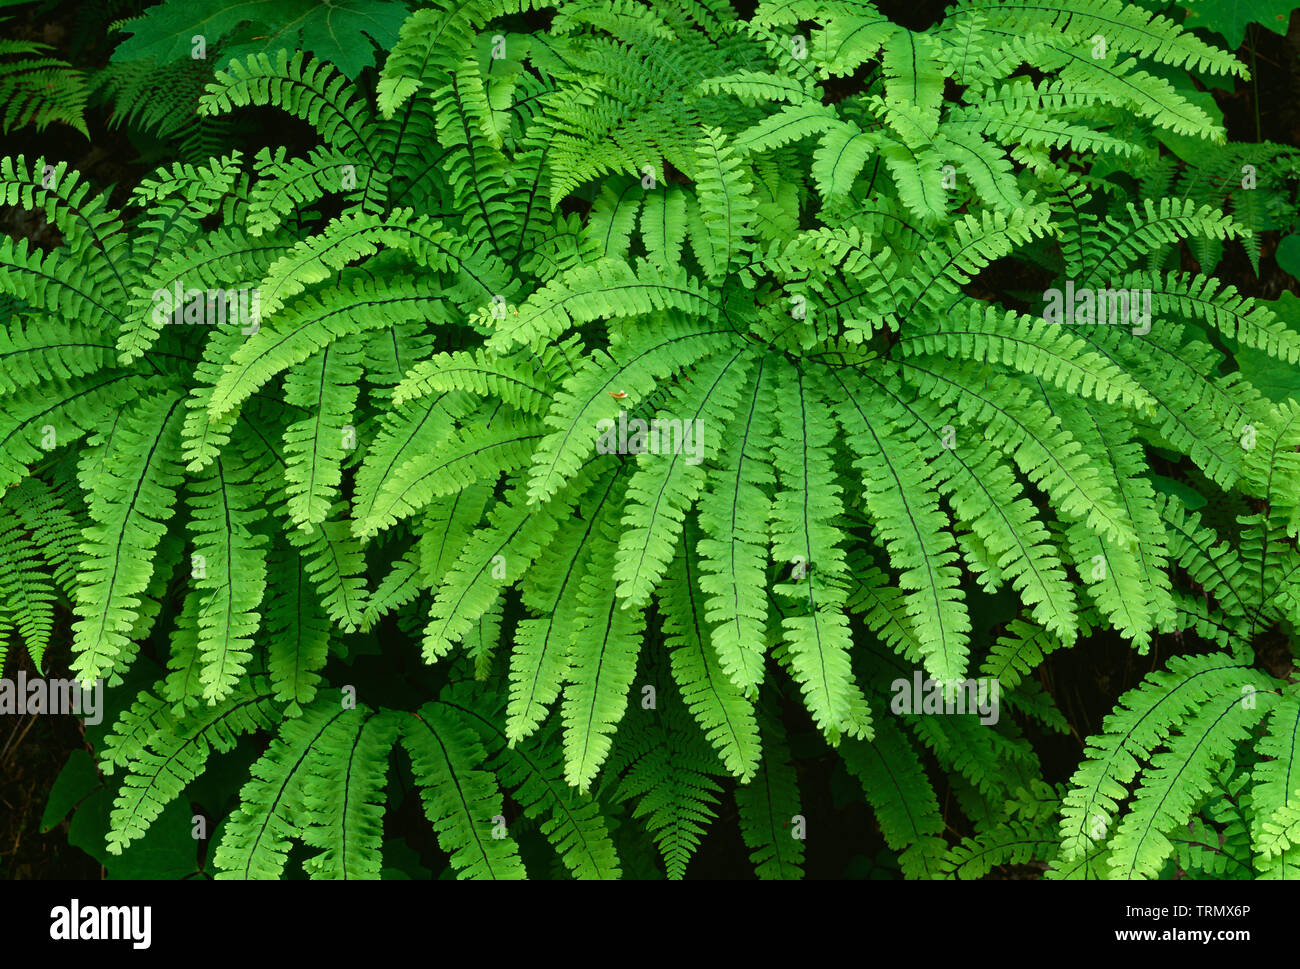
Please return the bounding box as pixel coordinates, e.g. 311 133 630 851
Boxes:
3 0 1299 879
1134 139 1300 274
87 55 233 165
0 10 87 135
87 0 419 165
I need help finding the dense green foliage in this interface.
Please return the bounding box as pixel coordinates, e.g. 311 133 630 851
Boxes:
4 0 1300 879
